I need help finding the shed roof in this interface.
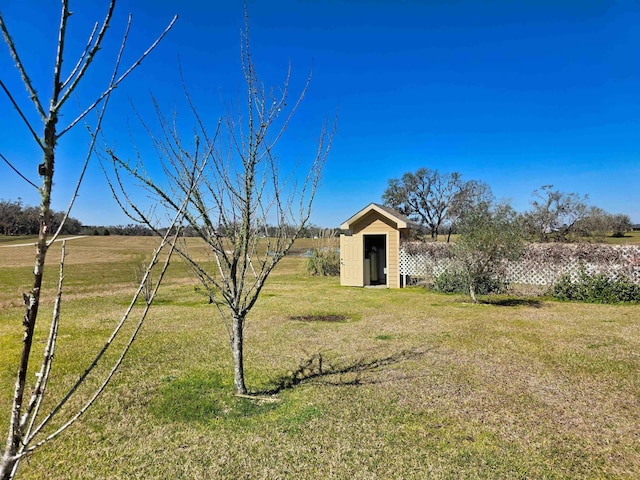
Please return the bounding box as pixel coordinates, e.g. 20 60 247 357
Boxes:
340 203 420 230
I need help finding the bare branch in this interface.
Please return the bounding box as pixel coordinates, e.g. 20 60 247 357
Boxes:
0 152 39 190
53 0 116 112
25 190 190 450
0 80 44 150
58 14 178 137
60 22 99 91
23 224 182 455
48 13 134 245
21 241 66 439
50 0 71 112
0 11 46 119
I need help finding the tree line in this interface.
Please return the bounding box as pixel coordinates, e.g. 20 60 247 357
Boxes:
0 199 339 239
0 199 152 236
0 199 82 236
383 168 633 242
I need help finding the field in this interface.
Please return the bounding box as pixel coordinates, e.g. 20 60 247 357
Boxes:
1 236 639 479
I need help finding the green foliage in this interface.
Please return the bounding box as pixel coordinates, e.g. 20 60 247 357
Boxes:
432 270 467 293
552 271 640 304
453 201 525 302
433 269 507 295
305 247 340 276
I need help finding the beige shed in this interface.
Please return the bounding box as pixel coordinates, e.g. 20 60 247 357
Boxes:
340 203 419 288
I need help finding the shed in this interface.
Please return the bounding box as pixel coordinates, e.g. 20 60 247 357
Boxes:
340 203 419 288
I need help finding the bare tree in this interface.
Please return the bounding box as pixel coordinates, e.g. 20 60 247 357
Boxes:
0 3 177 478
105 15 335 395
523 185 589 242
382 168 491 241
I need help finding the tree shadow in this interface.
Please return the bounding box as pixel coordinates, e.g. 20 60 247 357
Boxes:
256 348 426 395
482 298 544 308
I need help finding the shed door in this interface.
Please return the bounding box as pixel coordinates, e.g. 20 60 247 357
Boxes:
340 234 363 286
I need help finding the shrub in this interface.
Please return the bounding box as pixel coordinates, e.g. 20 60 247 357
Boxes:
552 270 640 304
433 269 507 296
433 270 467 293
305 248 340 276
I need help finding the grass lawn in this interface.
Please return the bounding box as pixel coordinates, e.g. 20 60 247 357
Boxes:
1 236 639 479
604 231 640 245
0 235 38 245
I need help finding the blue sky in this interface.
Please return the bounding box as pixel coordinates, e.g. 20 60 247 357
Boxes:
1 0 638 227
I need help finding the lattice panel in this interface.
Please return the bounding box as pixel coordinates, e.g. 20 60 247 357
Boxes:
400 244 640 285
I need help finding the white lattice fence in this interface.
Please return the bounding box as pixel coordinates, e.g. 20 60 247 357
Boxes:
400 243 640 286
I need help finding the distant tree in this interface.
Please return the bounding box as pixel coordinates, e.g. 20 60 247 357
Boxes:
522 185 589 242
0 200 83 235
19 206 41 235
453 201 526 303
573 207 612 241
382 168 491 240
105 14 335 395
108 224 154 236
610 214 633 238
445 179 493 242
574 209 634 241
51 211 82 235
0 199 22 235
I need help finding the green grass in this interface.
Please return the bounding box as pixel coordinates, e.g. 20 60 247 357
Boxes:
1 236 640 478
603 230 640 245
0 235 37 244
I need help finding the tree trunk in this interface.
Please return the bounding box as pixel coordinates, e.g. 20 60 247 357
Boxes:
1 120 55 480
231 314 247 395
0 454 16 480
469 283 478 304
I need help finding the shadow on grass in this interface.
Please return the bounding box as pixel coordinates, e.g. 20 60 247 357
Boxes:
482 298 544 308
258 348 426 395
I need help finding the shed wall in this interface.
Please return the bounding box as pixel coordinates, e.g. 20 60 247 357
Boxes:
349 211 401 288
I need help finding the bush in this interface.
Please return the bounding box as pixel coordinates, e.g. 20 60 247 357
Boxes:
432 271 467 294
305 248 340 276
552 271 640 304
433 270 507 296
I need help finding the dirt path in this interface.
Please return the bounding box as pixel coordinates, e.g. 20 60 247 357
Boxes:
0 235 87 248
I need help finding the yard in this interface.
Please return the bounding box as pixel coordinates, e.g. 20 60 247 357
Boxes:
1 236 639 479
